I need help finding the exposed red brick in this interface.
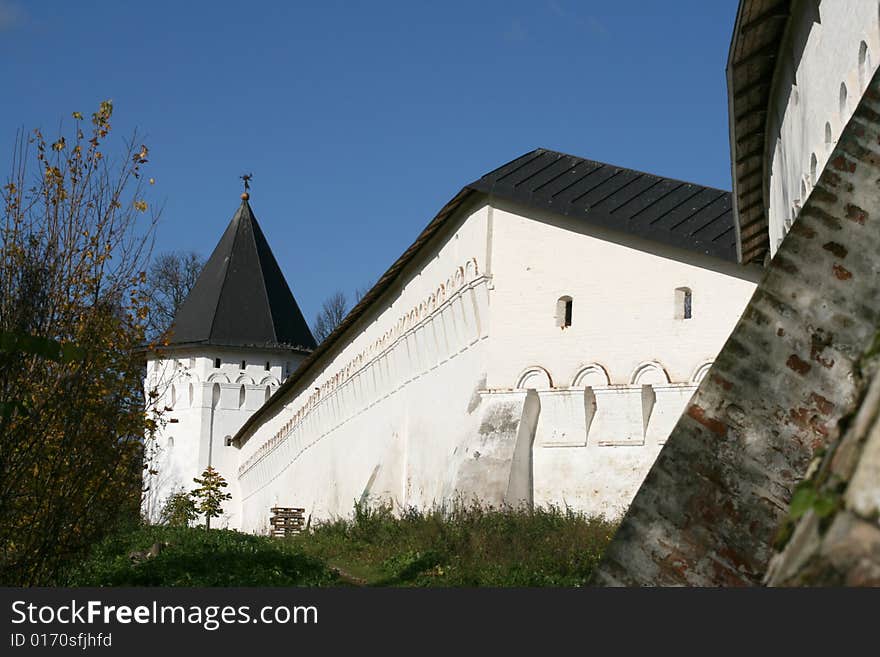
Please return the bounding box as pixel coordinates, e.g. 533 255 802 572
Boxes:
833 263 853 280
808 392 834 415
712 374 733 391
832 155 856 173
845 203 868 224
823 170 842 187
822 241 848 258
788 407 830 437
686 404 728 436
786 354 812 375
790 222 816 238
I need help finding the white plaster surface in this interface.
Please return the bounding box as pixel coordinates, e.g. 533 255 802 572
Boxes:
766 0 880 253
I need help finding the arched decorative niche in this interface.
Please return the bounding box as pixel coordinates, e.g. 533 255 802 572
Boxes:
264 386 272 403
860 41 871 90
259 375 280 387
235 375 255 385
208 373 230 384
572 363 611 387
516 366 552 390
691 361 714 384
631 362 670 385
238 385 246 409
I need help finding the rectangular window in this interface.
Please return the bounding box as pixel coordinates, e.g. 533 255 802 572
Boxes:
675 287 692 320
241 360 246 370
214 358 221 369
265 361 271 371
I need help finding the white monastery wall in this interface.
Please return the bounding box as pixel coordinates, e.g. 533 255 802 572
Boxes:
237 204 497 532
144 348 302 527
234 197 759 530
484 202 759 517
766 0 880 254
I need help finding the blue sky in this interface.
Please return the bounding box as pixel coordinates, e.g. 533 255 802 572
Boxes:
1 0 739 326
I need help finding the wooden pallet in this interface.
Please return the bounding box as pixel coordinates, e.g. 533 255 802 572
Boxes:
269 506 305 537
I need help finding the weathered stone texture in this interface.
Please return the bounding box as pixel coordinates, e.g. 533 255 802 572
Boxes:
594 75 880 586
763 356 880 587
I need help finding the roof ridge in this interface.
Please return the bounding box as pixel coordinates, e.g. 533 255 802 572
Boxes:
242 202 280 346
206 203 242 343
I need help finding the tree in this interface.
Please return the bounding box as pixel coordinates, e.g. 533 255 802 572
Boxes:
312 290 348 343
144 251 203 340
0 101 160 585
191 466 231 530
159 488 198 527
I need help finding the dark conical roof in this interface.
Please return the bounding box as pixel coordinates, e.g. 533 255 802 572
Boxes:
168 199 316 351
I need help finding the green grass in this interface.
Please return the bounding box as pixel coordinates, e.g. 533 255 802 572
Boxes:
64 503 618 587
289 501 618 587
63 524 336 586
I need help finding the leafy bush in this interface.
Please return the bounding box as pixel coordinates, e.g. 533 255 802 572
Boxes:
159 489 198 527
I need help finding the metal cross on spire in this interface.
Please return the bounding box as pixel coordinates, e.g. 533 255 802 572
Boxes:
240 172 253 200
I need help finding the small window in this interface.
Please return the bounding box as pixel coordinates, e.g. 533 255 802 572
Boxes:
224 436 234 447
167 436 174 448
265 361 271 371
214 358 221 369
675 287 692 320
240 360 246 370
555 296 573 328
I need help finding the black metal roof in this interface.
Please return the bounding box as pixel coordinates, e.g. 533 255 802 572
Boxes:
168 199 316 352
469 149 738 262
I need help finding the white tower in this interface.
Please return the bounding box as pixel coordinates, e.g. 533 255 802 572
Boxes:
143 192 316 527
